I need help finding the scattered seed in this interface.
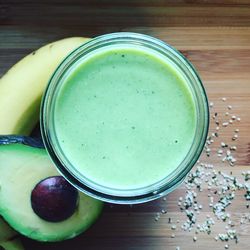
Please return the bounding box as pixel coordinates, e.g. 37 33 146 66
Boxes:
232 134 238 141
230 146 237 151
156 101 246 248
209 102 214 108
218 149 223 154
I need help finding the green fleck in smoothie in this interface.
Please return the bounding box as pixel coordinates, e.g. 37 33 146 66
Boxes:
54 46 197 190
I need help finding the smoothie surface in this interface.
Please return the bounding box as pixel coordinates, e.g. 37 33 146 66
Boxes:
54 46 197 191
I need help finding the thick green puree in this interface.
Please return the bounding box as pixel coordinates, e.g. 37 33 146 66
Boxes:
54 46 197 190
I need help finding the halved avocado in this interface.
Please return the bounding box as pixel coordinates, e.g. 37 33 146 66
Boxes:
0 141 103 242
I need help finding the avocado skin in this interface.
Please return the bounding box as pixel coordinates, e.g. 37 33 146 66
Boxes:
0 140 103 242
0 135 44 148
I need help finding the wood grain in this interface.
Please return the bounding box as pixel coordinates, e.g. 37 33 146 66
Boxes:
1 1 250 250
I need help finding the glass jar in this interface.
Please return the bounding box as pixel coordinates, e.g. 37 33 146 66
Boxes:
40 32 209 204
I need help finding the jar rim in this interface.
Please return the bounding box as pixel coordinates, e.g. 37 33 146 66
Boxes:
40 32 209 204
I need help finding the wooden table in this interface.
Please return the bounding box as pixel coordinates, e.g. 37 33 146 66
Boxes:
1 1 250 249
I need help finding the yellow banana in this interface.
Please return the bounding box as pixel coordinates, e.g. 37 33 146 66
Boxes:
0 217 24 249
0 217 17 242
0 238 24 250
0 37 89 135
0 37 90 249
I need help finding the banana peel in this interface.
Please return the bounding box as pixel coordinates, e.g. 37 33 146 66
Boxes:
0 37 89 135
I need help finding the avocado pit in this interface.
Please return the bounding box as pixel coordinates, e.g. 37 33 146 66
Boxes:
31 176 79 222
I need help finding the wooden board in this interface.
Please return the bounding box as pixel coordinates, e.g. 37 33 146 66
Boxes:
0 1 250 249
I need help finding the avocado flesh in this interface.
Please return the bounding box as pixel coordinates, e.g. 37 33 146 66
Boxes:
0 239 24 250
0 144 103 242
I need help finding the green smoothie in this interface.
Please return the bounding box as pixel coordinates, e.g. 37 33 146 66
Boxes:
53 46 197 191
